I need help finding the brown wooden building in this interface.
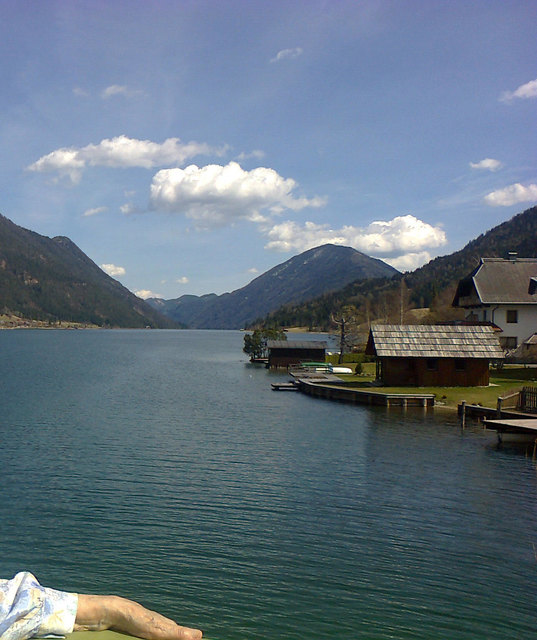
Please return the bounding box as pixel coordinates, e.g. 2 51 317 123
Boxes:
267 340 327 369
365 325 504 387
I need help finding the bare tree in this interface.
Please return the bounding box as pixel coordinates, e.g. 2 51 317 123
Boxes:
331 305 359 363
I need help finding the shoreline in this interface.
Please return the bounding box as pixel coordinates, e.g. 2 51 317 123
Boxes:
0 322 100 330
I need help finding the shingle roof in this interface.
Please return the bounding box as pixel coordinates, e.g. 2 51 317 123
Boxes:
267 340 327 350
367 324 504 359
453 257 537 306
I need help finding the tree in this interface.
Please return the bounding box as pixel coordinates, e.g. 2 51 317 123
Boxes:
243 328 287 360
331 305 359 364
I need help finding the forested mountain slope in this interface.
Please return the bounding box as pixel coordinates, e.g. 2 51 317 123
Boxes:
0 213 178 328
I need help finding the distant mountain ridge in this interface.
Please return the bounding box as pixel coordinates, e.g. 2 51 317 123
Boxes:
7 205 533 332
260 205 537 330
148 244 399 329
0 213 177 328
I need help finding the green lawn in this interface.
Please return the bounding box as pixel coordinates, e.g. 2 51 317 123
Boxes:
332 362 537 410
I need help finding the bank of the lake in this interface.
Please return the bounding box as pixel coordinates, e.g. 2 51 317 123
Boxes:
326 360 537 410
1 330 536 640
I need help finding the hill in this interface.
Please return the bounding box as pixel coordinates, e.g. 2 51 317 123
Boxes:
148 244 399 329
0 213 178 328
259 205 537 330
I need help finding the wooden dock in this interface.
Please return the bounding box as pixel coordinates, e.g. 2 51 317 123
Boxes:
483 417 537 449
483 418 537 434
296 378 435 407
271 382 299 391
288 367 341 383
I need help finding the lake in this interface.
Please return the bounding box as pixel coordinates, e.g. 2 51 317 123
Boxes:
0 329 535 639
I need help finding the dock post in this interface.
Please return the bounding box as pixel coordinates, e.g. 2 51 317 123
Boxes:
496 397 502 418
460 401 466 429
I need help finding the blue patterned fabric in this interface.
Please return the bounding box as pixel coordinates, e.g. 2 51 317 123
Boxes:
0 572 78 640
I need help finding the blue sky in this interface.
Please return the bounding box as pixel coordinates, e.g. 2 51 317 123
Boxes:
1 0 536 299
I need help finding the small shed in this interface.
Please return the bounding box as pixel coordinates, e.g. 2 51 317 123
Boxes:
506 333 537 364
365 324 504 387
267 340 327 369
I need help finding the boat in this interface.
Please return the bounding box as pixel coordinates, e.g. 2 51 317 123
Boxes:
329 365 353 374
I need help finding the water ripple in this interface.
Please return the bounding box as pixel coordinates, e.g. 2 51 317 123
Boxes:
0 330 536 639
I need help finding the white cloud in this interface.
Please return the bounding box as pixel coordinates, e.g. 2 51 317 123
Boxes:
270 47 303 63
120 202 143 215
236 150 266 161
484 182 537 206
176 276 189 284
101 263 126 277
73 87 89 97
150 161 325 228
383 252 432 272
135 289 162 299
500 78 537 103
247 267 259 274
264 215 446 269
28 136 224 183
82 206 107 217
101 84 143 99
469 158 502 172
28 148 86 183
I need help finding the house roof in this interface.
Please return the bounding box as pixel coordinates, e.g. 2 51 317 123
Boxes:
267 340 327 350
506 333 537 363
366 324 504 359
453 257 537 306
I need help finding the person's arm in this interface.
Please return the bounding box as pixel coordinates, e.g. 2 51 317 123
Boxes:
74 594 202 640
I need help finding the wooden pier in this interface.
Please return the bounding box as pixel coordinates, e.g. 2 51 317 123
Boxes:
483 417 537 435
483 417 537 453
296 378 435 408
271 382 299 391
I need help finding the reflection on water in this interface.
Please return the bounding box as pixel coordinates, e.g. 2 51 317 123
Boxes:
0 330 536 639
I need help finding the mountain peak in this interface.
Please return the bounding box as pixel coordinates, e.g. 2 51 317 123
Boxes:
149 244 398 329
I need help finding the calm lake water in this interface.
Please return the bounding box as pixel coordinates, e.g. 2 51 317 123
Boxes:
0 330 536 639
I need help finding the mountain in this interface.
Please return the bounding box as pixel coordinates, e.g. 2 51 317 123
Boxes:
260 205 537 330
402 205 537 307
0 213 178 328
148 244 399 329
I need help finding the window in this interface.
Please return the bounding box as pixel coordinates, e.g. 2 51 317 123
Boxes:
455 359 466 372
426 358 438 371
506 309 518 323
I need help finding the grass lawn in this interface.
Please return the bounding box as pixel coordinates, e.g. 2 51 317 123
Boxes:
332 361 537 410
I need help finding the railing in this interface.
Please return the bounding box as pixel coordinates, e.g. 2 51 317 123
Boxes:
519 386 537 413
496 386 537 416
496 390 520 416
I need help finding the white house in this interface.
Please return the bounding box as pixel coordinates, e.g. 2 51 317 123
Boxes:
452 254 537 350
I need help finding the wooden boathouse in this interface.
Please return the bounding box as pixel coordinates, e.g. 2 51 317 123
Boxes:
365 324 504 387
267 340 327 369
